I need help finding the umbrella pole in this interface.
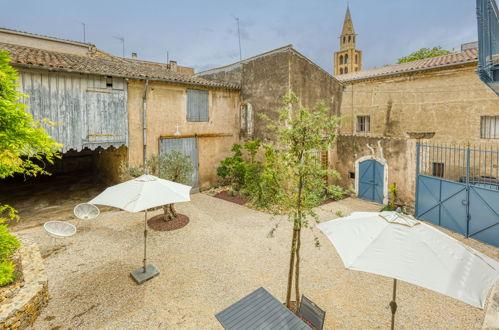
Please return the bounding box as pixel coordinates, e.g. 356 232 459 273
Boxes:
130 208 158 284
390 278 398 330
143 209 148 273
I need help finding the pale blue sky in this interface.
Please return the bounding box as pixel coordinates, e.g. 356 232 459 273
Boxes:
0 0 477 73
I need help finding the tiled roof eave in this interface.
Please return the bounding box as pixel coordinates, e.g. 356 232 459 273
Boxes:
11 62 240 90
338 60 478 84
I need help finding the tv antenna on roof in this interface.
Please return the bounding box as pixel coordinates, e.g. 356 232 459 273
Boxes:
81 22 86 43
113 36 125 58
233 16 242 61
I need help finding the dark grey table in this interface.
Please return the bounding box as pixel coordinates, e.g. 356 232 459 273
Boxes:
215 287 312 330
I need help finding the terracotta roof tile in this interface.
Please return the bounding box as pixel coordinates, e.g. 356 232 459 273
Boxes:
336 48 478 82
0 42 239 89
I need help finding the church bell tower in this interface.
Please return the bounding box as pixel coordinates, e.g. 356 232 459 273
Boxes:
334 7 362 75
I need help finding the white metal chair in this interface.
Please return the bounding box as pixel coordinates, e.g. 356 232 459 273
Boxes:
74 203 100 219
43 221 77 249
44 221 77 237
73 203 100 230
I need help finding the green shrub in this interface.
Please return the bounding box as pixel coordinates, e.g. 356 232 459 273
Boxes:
0 225 19 262
0 222 19 287
0 260 16 286
380 205 395 211
217 144 246 191
327 185 344 201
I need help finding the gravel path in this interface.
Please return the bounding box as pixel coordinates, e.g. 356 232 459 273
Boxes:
15 195 497 329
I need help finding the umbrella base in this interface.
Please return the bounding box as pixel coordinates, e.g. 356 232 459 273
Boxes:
130 264 160 284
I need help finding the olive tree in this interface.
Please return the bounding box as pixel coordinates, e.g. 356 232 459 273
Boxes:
120 150 193 221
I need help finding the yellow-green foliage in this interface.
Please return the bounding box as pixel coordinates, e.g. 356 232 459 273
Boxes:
0 51 62 179
0 224 19 260
0 50 61 286
0 205 20 288
0 261 16 286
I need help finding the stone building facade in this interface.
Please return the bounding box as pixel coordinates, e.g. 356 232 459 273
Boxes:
0 27 240 189
127 80 240 190
337 49 499 144
197 45 343 143
333 46 499 209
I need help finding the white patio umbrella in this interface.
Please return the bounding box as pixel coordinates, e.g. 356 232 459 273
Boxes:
317 211 499 329
89 174 191 284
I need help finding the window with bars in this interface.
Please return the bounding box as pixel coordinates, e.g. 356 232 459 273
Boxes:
187 89 209 122
432 162 445 178
356 115 370 133
481 116 499 139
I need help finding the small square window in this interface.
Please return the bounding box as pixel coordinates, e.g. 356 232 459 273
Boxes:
356 116 370 133
105 76 113 88
481 116 499 139
349 171 355 179
432 162 444 178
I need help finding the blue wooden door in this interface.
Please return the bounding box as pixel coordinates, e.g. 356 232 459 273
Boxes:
358 160 384 203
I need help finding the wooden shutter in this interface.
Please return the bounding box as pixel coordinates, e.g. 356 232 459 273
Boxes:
187 89 209 122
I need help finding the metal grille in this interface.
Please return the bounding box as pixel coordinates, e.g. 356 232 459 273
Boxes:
187 89 209 122
481 116 499 139
416 142 499 247
418 143 499 186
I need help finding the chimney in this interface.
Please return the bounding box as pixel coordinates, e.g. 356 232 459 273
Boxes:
131 52 138 59
461 41 478 52
169 60 177 71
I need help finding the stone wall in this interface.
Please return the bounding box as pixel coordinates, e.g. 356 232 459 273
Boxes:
333 135 417 209
127 80 241 189
289 51 343 117
339 64 499 145
199 47 344 143
93 145 128 185
0 239 48 329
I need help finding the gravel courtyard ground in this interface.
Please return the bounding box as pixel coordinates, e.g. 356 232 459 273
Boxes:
14 194 498 329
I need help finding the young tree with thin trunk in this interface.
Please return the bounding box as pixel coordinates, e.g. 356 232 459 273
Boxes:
261 92 340 308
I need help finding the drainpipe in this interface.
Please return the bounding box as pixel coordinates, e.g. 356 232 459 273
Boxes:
142 79 150 274
351 84 354 135
143 80 149 172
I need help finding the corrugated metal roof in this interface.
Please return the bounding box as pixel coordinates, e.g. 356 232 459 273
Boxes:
0 42 239 89
336 48 478 82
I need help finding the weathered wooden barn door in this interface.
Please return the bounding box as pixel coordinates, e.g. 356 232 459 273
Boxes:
85 77 127 149
159 137 199 188
358 159 384 204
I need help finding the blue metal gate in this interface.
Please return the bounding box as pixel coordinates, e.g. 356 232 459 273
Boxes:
415 143 499 247
358 159 384 204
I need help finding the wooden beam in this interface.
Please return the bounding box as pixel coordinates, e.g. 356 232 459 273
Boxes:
159 133 233 139
88 133 123 137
